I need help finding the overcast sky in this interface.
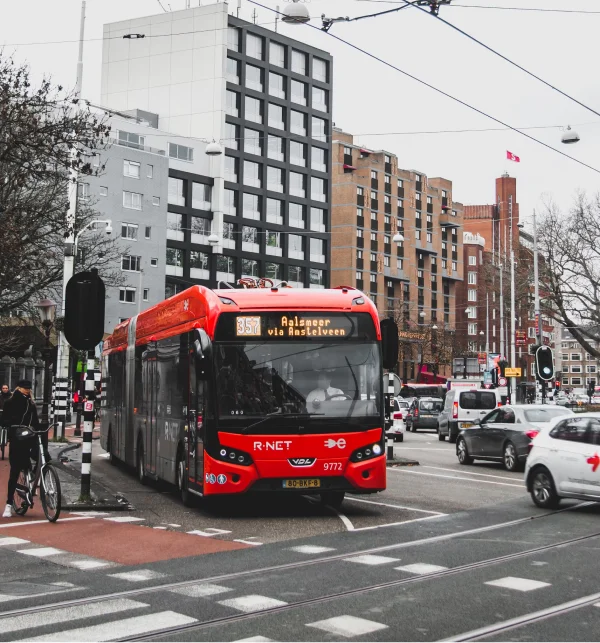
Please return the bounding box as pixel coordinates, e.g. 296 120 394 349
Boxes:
2 0 599 230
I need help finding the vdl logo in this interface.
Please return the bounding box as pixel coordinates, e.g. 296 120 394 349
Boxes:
324 438 346 449
289 458 316 467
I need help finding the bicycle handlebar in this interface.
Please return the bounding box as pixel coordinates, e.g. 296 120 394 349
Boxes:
9 422 58 435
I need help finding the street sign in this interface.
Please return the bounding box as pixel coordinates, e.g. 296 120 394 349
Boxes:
477 352 487 365
505 367 522 377
84 401 94 412
498 377 507 387
515 331 527 346
484 383 492 389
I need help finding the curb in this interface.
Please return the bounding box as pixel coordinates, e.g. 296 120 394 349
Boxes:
386 458 420 467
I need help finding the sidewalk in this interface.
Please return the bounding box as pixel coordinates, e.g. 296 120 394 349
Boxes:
50 421 100 444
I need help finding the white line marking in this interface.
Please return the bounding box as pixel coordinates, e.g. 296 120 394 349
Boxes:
394 447 452 451
68 559 112 570
0 537 29 546
485 576 551 592
352 513 447 532
170 583 232 597
70 511 110 516
219 595 288 613
234 539 263 546
388 468 523 488
289 545 336 554
153 526 167 530
233 637 275 642
0 517 93 529
0 585 80 604
344 554 400 565
329 506 355 531
22 611 197 642
18 547 65 558
345 496 446 515
108 570 165 582
103 516 145 523
187 528 232 537
3 598 147 634
396 563 448 574
307 615 388 637
421 465 521 482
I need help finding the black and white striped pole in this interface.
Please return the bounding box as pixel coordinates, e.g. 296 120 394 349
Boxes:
387 372 395 461
80 350 95 499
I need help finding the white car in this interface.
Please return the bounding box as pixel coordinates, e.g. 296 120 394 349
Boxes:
525 413 600 508
386 398 406 442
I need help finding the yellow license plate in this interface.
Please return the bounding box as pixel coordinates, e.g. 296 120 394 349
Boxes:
282 479 321 489
461 422 473 428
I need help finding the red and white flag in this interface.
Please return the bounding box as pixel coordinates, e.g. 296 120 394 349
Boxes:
506 150 520 162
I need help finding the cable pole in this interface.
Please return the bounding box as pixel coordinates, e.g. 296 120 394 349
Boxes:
533 209 544 403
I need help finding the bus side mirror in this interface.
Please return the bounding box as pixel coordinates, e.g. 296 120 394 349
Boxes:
193 328 211 360
380 319 399 370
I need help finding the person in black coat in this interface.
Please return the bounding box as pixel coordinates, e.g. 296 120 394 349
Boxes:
2 380 47 518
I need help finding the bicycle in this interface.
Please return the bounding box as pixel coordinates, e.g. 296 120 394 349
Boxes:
12 423 62 522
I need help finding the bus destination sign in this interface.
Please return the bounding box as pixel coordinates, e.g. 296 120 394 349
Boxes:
237 314 349 338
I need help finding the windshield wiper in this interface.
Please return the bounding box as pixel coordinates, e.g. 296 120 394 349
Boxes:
242 410 320 434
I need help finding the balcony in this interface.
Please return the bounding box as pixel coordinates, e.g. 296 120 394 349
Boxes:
414 238 437 255
440 208 461 228
384 266 409 281
443 268 463 281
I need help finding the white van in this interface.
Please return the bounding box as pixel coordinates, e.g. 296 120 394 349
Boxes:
437 388 502 443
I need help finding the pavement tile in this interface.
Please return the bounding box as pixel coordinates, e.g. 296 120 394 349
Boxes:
485 576 551 592
218 595 288 613
344 554 400 565
108 569 166 582
307 615 388 637
17 547 65 558
288 545 336 554
395 563 448 574
169 583 233 597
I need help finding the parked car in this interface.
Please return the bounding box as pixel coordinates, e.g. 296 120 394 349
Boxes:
555 393 569 406
525 413 600 508
386 398 406 442
455 405 574 472
405 397 444 433
438 388 502 443
592 395 600 404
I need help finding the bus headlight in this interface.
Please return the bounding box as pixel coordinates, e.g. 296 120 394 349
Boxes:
215 446 253 466
350 444 383 463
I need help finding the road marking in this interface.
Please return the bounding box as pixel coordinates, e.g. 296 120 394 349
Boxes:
234 538 263 546
388 468 523 488
0 517 93 529
18 547 65 558
103 516 145 523
68 560 112 570
421 465 521 482
396 563 448 574
22 611 197 642
170 583 232 597
70 511 110 516
345 496 446 515
0 585 80 604
328 506 355 531
233 637 275 642
352 513 447 532
108 570 165 582
344 554 400 566
395 447 451 451
485 576 551 592
188 528 232 537
307 615 388 637
153 526 167 530
1 598 147 634
218 595 288 613
0 537 29 546
289 545 336 554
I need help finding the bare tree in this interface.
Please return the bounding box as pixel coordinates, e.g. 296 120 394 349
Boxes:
0 54 121 332
537 195 600 358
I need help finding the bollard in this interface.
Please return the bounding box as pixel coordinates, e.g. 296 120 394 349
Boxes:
386 373 395 461
80 350 96 500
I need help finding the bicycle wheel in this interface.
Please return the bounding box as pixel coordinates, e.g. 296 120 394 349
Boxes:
0 429 6 460
40 465 61 522
12 470 30 516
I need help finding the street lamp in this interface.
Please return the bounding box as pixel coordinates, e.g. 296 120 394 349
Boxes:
36 299 57 434
282 0 311 24
561 125 580 145
74 219 112 256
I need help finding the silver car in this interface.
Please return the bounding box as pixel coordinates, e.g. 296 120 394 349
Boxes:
456 404 574 472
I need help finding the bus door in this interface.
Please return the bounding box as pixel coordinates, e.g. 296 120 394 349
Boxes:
147 351 159 476
188 355 205 486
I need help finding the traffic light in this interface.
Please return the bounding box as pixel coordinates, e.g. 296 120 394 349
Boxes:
498 360 508 378
491 368 498 387
64 269 106 350
535 346 554 381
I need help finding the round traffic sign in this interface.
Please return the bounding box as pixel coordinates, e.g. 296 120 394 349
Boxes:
484 383 492 389
498 377 507 386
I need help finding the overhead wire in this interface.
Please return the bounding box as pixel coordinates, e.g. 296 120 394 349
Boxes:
248 1 600 176
356 1 600 13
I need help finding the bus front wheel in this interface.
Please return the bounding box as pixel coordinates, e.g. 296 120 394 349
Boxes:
177 450 193 507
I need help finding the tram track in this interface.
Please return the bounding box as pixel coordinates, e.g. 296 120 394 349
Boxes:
0 503 588 622
123 528 600 641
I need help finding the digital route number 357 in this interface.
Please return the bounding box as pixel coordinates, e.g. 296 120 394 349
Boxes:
236 316 261 336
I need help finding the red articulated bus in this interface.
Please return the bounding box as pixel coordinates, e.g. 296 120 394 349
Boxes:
100 282 398 508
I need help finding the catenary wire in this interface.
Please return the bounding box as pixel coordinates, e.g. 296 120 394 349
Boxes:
248 1 600 176
356 1 600 13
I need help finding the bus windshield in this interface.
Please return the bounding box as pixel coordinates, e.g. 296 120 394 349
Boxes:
215 342 381 424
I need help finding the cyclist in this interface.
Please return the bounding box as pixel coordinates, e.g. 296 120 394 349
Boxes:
2 380 48 518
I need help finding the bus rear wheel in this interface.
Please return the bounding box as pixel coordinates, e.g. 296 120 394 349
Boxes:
177 451 193 507
320 491 345 509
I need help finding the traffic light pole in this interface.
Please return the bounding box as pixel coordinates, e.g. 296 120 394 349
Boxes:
510 249 516 404
532 210 543 403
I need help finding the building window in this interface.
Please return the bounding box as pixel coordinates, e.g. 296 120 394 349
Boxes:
245 96 263 123
222 222 236 249
168 142 193 162
528 326 536 338
468 323 477 335
226 57 240 84
313 57 327 82
191 216 210 243
216 256 236 283
246 33 263 60
290 141 307 167
384 256 390 267
243 128 262 157
291 79 307 106
357 186 364 197
267 135 285 161
452 261 457 271
123 160 140 178
370 274 376 283
371 211 377 221
225 155 238 182
468 272 477 284
100 186 108 197
290 171 306 198
288 233 303 261
77 183 90 201
563 365 569 373
267 198 283 225
310 207 326 232
571 377 582 386
426 233 432 243
356 271 363 281
310 238 325 263
469 255 477 266
467 306 476 319
192 182 211 210
311 147 327 173
121 223 138 240
290 110 307 136
243 160 262 188
288 265 305 288
571 365 582 374
167 212 184 241
242 193 261 220
242 258 259 278
143 288 149 301
415 230 421 240
268 71 285 99
224 122 239 150
312 86 327 112
269 41 285 67
289 203 306 229
242 226 259 253
150 258 158 267
587 365 597 373
267 166 284 193
291 49 307 75
312 116 327 140
152 196 160 206
571 353 582 361
269 103 285 130
226 90 239 117
224 188 237 216
266 262 282 280
168 177 185 206
119 288 136 304
310 269 324 288
468 289 477 302
311 176 326 202
121 255 141 272
145 226 151 239
246 64 263 91
118 130 145 149
266 230 282 256
228 26 240 52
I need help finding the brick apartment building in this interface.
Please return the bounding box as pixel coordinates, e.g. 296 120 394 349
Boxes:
330 128 464 381
558 327 599 391
459 174 555 390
